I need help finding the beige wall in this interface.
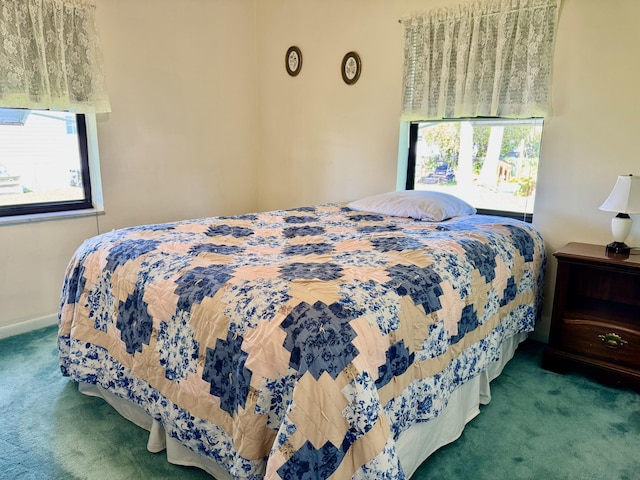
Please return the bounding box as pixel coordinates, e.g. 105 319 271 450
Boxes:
255 0 640 341
255 1 407 209
0 0 259 336
97 0 259 231
2 0 639 341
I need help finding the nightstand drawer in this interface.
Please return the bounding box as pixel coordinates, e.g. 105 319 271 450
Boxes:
561 319 640 369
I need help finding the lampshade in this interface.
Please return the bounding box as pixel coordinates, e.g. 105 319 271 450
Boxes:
599 174 640 213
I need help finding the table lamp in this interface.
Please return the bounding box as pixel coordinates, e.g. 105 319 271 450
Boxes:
599 174 640 257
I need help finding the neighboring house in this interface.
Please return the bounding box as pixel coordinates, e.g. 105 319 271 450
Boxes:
0 164 21 196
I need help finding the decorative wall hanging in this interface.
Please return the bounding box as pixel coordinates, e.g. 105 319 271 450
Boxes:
285 46 302 76
341 51 361 85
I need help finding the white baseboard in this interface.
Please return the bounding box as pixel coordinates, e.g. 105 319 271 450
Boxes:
0 313 58 340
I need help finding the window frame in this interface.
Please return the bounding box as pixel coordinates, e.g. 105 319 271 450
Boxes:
404 120 540 223
0 112 94 219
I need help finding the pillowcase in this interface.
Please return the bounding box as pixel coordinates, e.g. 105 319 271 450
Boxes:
347 190 476 222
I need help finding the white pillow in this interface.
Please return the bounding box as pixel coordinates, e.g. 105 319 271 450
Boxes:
347 190 476 222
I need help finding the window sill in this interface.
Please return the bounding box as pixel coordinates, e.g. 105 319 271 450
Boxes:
0 208 104 227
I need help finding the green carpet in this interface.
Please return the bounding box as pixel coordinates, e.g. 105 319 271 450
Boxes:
1 326 638 479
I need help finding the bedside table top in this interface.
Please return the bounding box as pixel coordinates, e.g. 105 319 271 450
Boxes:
554 242 640 268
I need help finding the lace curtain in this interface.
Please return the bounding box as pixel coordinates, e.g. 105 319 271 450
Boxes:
401 0 560 120
0 0 110 113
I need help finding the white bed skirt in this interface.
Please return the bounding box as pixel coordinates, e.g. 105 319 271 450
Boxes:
78 332 528 479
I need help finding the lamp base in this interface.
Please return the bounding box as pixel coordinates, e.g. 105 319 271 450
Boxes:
605 241 631 259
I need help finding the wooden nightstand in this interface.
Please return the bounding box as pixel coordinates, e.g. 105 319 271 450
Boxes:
542 242 640 387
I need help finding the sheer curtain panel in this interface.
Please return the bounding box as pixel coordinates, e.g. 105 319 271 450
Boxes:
401 0 560 120
0 0 110 113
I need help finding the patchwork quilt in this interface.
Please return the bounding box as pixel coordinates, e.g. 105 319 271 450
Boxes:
58 203 546 479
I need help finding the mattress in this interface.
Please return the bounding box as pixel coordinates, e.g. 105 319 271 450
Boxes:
58 202 546 479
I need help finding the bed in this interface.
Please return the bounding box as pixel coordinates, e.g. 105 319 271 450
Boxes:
58 192 546 479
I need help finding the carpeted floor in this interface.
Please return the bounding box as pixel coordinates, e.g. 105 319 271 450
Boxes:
1 326 638 480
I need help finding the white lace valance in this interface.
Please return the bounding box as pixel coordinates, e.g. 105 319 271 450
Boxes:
401 0 561 120
0 0 110 114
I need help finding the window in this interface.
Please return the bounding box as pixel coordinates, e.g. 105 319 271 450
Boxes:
0 108 93 218
406 119 544 222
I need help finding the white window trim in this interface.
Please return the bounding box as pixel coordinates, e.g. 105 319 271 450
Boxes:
0 113 104 226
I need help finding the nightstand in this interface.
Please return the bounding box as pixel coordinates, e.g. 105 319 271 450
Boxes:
542 242 640 387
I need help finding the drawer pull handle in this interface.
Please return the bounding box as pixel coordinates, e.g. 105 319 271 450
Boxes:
598 333 628 349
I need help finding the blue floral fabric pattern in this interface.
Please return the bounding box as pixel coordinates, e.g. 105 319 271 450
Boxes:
283 243 333 256
174 264 235 312
105 239 160 272
206 225 254 238
116 286 154 354
58 203 546 479
280 301 359 379
282 225 326 238
279 262 343 281
385 264 444 314
202 331 252 416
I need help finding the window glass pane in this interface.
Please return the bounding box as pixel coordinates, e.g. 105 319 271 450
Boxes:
0 109 89 213
411 119 543 219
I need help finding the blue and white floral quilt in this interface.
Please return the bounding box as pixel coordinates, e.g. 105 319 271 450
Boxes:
58 203 546 479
